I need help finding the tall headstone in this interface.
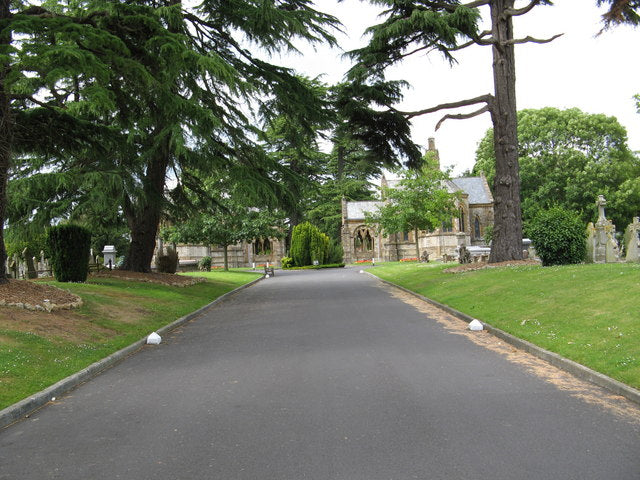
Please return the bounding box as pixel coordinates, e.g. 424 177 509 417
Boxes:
624 217 640 263
23 248 37 279
585 195 620 263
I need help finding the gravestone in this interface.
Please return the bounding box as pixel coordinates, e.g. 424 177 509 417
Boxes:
458 245 471 264
23 248 37 279
9 254 18 279
624 217 640 263
38 250 49 276
585 195 620 263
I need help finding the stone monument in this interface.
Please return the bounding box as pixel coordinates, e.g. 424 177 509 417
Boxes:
585 195 620 263
623 217 640 263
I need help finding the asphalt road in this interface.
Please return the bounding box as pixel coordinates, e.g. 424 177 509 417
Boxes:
1 268 639 479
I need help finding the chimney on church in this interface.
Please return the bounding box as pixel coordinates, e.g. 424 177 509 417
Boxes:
427 137 440 169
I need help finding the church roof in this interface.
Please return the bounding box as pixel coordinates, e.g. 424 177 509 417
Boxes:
346 201 382 221
451 176 493 204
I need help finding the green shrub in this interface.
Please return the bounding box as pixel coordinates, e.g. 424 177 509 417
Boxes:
281 256 294 268
483 224 494 245
310 228 330 264
46 224 91 282
291 222 331 266
198 256 212 271
290 222 312 266
528 207 586 266
327 239 343 264
156 246 179 273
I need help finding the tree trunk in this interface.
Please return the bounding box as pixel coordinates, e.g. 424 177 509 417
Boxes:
488 0 524 263
0 0 12 284
223 244 229 271
122 139 170 272
122 210 161 272
414 227 420 260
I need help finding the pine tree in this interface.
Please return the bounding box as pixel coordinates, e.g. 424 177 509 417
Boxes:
4 0 340 275
0 0 11 283
342 0 639 263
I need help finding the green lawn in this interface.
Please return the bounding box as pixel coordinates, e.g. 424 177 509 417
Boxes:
0 271 261 410
370 261 640 389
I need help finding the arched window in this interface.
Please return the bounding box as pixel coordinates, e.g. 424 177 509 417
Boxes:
474 216 481 239
441 221 453 233
253 238 271 255
355 228 374 252
402 231 410 242
458 207 465 232
354 231 363 250
364 231 373 251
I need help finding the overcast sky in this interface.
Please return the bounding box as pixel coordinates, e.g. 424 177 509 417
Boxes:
269 0 640 176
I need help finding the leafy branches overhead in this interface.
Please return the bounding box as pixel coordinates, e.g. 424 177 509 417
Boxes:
344 0 565 263
344 0 640 262
472 107 640 230
598 0 640 29
3 0 342 274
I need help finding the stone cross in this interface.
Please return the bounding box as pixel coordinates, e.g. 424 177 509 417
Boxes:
596 195 607 223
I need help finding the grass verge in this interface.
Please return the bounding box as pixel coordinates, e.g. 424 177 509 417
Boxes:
370 262 640 389
0 271 261 410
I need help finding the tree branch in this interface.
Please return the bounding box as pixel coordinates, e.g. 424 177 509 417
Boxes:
504 0 542 17
419 0 489 13
463 0 491 7
504 33 563 46
435 105 490 130
451 30 493 50
395 94 493 119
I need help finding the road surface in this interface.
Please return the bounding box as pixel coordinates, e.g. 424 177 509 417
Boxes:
1 268 639 479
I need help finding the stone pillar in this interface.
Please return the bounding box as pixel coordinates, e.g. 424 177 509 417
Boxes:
341 198 353 264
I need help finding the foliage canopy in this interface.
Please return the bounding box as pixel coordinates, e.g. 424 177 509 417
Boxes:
473 107 640 230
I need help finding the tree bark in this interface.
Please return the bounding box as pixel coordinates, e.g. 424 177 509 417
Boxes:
122 139 170 272
414 227 420 260
0 0 12 284
488 0 524 263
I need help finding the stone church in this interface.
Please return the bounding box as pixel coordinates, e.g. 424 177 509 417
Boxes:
160 138 493 268
341 139 494 264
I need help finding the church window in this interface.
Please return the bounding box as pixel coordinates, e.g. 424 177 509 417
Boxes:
364 231 373 250
441 221 453 233
474 216 481 239
253 238 271 255
354 228 374 252
458 208 465 232
402 231 410 242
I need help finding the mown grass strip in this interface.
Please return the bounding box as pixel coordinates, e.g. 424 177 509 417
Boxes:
0 271 261 409
370 262 640 389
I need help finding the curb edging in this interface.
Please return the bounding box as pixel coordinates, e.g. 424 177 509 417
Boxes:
368 272 640 406
0 276 263 430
